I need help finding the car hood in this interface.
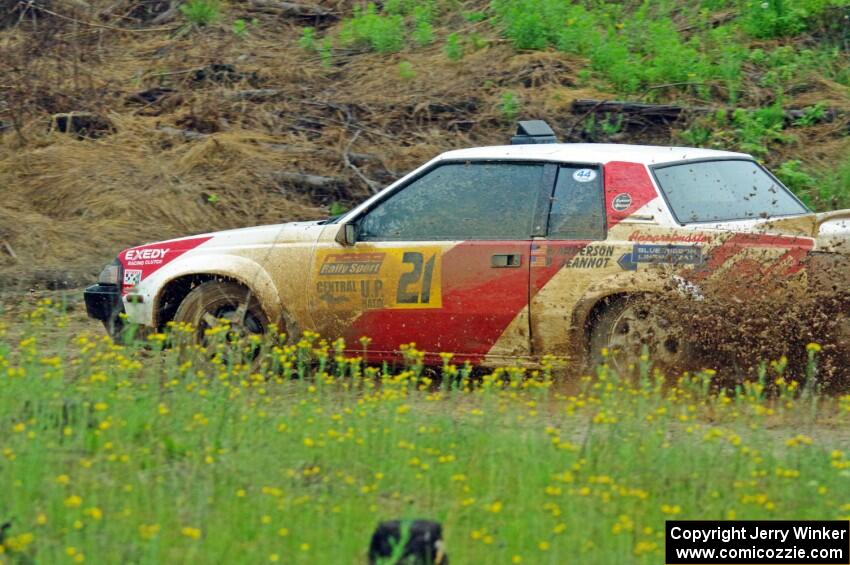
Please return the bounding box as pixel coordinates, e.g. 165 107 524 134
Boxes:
129 220 325 251
117 220 326 276
190 220 325 247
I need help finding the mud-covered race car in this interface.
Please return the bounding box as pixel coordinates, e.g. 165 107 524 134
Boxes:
85 121 850 371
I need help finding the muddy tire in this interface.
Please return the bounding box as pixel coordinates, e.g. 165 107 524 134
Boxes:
173 281 268 342
588 295 695 377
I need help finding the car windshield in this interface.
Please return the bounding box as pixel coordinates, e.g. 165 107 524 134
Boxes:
653 159 808 223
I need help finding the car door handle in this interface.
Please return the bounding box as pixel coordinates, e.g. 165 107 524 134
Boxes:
491 254 522 268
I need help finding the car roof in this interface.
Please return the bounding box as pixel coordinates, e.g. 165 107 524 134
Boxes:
437 143 751 166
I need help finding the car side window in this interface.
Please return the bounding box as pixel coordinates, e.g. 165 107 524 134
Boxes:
547 166 605 240
357 162 546 241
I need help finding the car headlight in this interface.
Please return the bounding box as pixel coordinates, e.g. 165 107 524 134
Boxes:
97 259 122 285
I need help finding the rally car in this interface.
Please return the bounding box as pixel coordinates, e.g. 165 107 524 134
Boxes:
84 121 850 371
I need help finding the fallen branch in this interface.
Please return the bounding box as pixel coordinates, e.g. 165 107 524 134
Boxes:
223 89 282 101
261 141 376 164
156 127 380 165
570 99 692 122
246 0 335 18
677 10 738 34
149 0 180 25
272 171 339 189
784 108 838 123
157 126 208 140
1 240 17 261
58 0 92 11
127 86 177 105
25 3 178 32
343 131 380 194
571 99 840 125
51 111 114 138
639 82 710 100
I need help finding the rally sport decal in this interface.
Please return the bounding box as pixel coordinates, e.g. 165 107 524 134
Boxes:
315 247 443 311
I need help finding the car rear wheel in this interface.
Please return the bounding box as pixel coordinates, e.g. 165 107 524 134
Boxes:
173 281 268 343
588 295 694 377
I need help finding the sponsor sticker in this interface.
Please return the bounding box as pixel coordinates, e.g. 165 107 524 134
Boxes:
123 269 142 286
316 248 442 310
611 193 633 212
618 244 703 271
319 253 385 276
530 242 551 268
118 236 212 296
628 230 711 244
633 244 702 265
573 168 597 183
125 247 170 264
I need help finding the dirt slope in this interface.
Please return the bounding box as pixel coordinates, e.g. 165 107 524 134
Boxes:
0 0 848 290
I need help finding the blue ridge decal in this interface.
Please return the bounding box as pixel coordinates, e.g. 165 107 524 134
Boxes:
618 244 703 270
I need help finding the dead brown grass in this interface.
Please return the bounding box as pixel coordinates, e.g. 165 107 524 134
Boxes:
0 117 331 288
0 7 601 289
0 1 847 291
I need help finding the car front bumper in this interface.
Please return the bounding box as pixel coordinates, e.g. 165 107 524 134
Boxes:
84 283 124 337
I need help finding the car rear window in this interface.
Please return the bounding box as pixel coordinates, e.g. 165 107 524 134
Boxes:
652 159 808 223
547 166 605 240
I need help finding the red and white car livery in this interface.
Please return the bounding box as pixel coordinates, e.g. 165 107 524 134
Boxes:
85 121 850 369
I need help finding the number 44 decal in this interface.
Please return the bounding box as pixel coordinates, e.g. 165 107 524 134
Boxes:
396 252 436 304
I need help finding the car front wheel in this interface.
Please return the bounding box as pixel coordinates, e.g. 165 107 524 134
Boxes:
173 280 268 343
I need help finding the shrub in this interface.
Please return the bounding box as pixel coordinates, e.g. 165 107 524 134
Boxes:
494 0 740 98
491 0 559 49
499 91 521 120
340 3 405 54
676 104 797 159
731 103 793 156
411 5 434 46
793 103 828 127
807 156 850 210
462 10 487 22
775 160 818 203
232 19 248 39
329 201 348 216
299 27 317 51
774 159 850 212
318 38 334 68
398 60 416 80
678 124 713 147
490 0 849 102
179 0 220 27
743 0 809 38
444 32 463 61
820 157 850 210
600 114 624 136
742 0 850 38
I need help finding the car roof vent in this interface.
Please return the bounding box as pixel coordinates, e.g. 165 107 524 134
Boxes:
510 120 558 145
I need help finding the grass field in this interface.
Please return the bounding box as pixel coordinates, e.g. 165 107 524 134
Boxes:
1 299 850 564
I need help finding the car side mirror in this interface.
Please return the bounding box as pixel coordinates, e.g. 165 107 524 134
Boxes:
336 222 359 246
